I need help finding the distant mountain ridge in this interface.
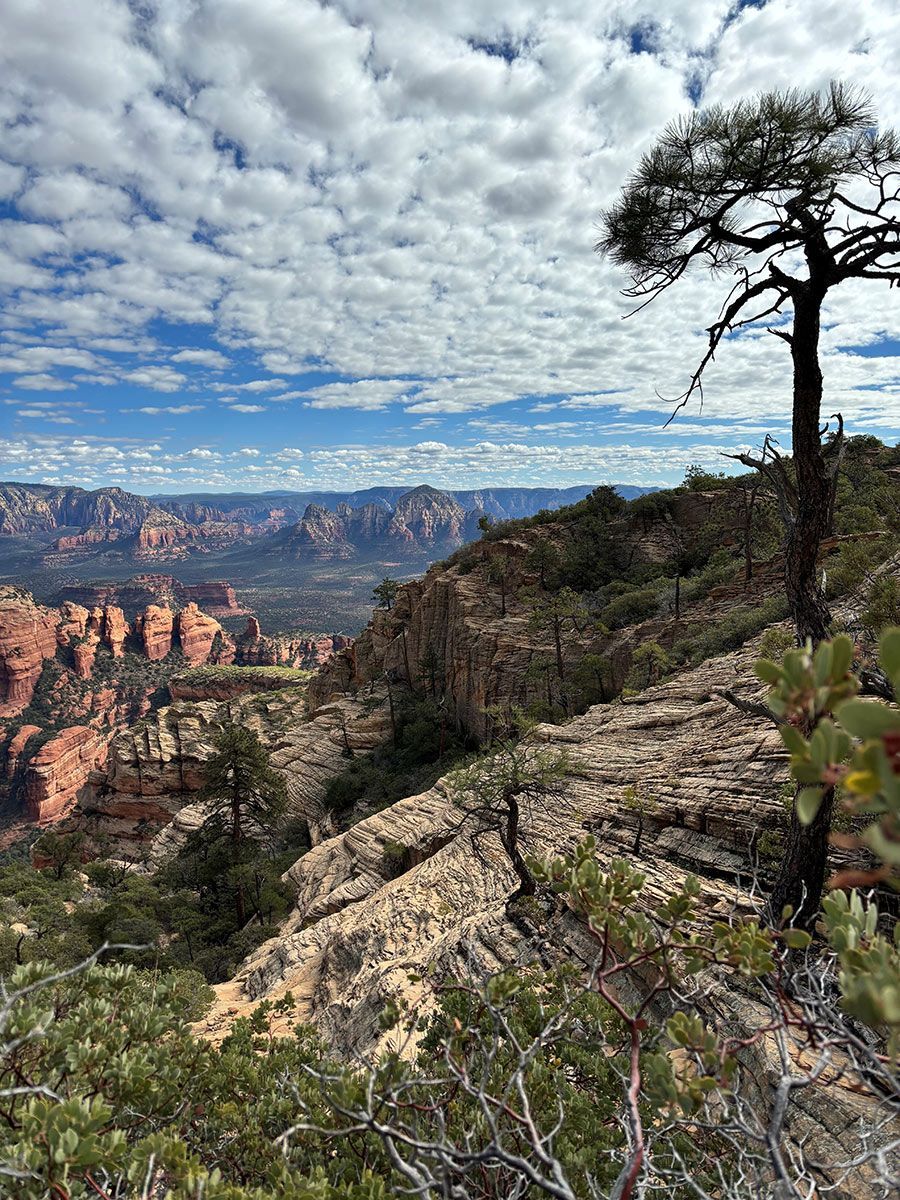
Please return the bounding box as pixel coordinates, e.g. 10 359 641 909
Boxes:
154 483 653 525
0 480 657 564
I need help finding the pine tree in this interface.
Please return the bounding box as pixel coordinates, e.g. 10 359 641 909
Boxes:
196 725 287 927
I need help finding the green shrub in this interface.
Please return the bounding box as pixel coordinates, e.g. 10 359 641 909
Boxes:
861 575 900 633
382 840 412 879
600 587 659 630
758 626 796 661
672 596 789 665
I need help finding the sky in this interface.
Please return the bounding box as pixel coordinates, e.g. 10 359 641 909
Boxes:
0 0 898 495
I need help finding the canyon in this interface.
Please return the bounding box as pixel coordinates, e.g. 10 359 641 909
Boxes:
0 583 351 835
4 461 896 1194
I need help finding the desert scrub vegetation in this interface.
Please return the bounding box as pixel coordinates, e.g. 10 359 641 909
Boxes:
2 634 900 1197
172 663 313 687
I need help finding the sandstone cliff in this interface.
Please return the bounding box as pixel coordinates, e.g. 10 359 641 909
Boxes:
177 603 236 665
54 575 243 619
135 604 175 661
236 618 352 670
0 588 59 713
23 725 109 824
213 640 789 1051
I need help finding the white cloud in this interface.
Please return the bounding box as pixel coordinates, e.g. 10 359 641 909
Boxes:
13 373 76 391
137 404 204 415
172 348 230 369
125 366 188 392
0 0 897 487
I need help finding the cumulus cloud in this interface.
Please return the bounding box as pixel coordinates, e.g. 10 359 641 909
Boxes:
0 0 898 487
171 348 230 369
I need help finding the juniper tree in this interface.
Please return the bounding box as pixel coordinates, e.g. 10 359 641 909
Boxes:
526 538 560 590
528 587 589 702
598 83 900 644
448 739 568 901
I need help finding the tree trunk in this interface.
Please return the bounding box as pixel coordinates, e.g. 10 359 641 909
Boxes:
770 285 836 928
232 778 246 927
553 622 564 680
386 679 398 747
400 626 412 685
768 786 835 931
742 488 756 583
502 792 535 900
783 289 832 645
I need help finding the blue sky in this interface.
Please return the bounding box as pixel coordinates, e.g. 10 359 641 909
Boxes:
1 0 899 494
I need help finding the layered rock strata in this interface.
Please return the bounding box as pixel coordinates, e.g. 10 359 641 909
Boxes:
23 726 109 824
0 589 59 712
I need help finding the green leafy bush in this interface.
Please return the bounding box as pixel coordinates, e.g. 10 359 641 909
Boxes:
600 586 659 630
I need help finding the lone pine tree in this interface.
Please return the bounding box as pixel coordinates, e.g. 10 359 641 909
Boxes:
599 83 900 925
598 83 899 644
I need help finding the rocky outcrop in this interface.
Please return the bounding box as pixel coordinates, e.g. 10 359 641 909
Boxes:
5 724 41 778
103 607 128 657
182 581 244 614
273 486 473 561
55 576 244 620
135 605 174 661
387 484 466 548
0 588 59 713
0 483 157 536
49 528 127 553
236 617 352 670
337 500 392 544
281 504 354 560
78 682 383 855
212 639 788 1053
144 695 392 863
85 701 225 839
22 725 109 824
309 539 549 737
176 603 235 666
168 666 311 702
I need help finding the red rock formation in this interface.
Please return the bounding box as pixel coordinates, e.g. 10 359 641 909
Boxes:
182 581 244 614
55 602 91 645
0 589 59 713
135 604 174 661
50 528 126 552
73 636 100 679
5 724 41 778
23 726 109 824
103 606 128 656
236 617 352 670
176 603 235 665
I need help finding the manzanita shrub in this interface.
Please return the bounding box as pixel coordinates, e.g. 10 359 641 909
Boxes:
755 627 900 1046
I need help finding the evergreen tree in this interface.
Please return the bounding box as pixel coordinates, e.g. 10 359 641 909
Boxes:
598 84 900 644
196 725 287 927
373 578 399 610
